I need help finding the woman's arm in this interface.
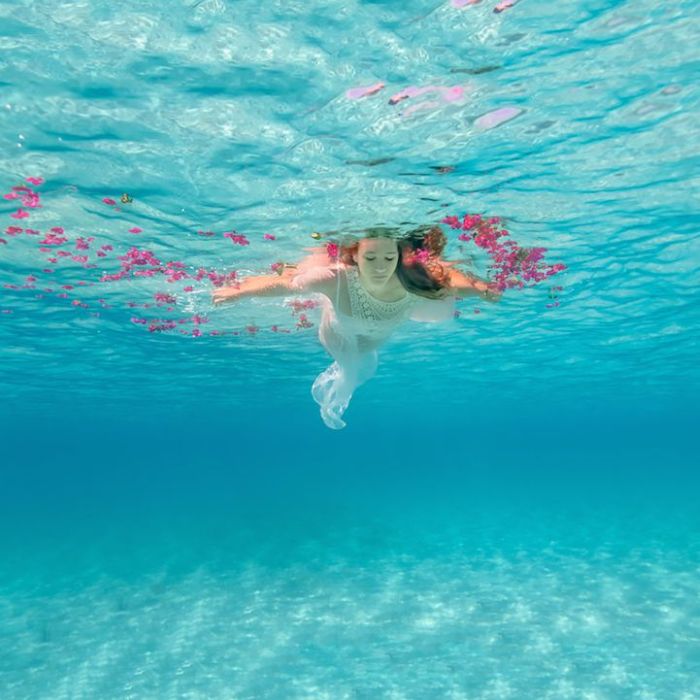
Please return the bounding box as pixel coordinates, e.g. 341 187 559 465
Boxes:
212 265 338 306
445 266 502 302
212 274 293 305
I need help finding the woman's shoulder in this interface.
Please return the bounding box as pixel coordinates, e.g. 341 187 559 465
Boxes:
290 263 343 295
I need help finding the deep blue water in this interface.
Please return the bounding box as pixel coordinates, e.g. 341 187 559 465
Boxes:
1 0 698 697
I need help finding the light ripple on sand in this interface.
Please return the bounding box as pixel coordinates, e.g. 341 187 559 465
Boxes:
1 546 698 698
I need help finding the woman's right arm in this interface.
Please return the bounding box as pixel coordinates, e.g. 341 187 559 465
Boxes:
213 274 294 306
212 266 338 306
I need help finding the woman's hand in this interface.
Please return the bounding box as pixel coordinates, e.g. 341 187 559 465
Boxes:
482 282 503 303
212 285 240 306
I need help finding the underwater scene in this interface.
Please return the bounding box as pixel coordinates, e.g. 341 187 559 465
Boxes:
1 0 698 697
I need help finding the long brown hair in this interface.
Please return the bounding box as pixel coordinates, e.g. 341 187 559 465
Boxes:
338 225 450 300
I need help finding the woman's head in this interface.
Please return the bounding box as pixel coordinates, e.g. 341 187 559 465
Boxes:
338 225 450 299
352 237 400 289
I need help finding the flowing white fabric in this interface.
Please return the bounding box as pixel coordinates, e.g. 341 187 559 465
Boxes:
292 263 453 429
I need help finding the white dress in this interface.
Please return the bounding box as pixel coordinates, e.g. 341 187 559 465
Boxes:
292 263 453 429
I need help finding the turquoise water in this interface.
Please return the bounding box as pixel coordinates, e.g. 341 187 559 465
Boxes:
1 0 698 697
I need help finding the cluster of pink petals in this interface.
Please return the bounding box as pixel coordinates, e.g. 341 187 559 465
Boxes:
40 230 69 246
403 247 431 265
148 320 178 333
326 242 339 259
21 192 41 208
2 180 43 220
287 298 319 314
75 236 94 250
119 247 161 268
163 268 188 282
442 212 567 294
296 313 313 329
154 292 177 304
223 231 249 246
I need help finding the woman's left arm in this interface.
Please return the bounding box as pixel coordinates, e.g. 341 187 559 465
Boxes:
444 266 502 302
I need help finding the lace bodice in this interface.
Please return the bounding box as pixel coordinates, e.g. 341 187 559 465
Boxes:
343 264 415 335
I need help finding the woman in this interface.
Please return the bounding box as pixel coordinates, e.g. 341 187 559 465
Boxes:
213 226 501 429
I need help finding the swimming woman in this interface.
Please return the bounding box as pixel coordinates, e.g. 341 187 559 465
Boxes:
213 226 501 429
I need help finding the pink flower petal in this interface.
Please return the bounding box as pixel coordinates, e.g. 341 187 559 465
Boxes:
129 227 143 234
102 197 116 205
26 177 44 185
346 82 385 100
452 0 481 6
11 209 29 219
494 0 517 13
441 85 465 103
389 86 424 105
475 106 522 130
402 100 442 118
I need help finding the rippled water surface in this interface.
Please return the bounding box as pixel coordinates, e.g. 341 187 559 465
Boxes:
1 0 698 698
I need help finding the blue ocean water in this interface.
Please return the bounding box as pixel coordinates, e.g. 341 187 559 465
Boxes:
1 0 698 697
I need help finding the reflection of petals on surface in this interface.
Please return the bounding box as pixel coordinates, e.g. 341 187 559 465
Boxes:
391 85 466 106
451 0 482 7
402 100 442 118
346 82 385 100
494 0 517 12
389 86 422 105
475 106 522 130
441 85 465 102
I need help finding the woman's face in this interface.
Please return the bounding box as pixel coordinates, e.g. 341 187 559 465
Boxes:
354 237 399 288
